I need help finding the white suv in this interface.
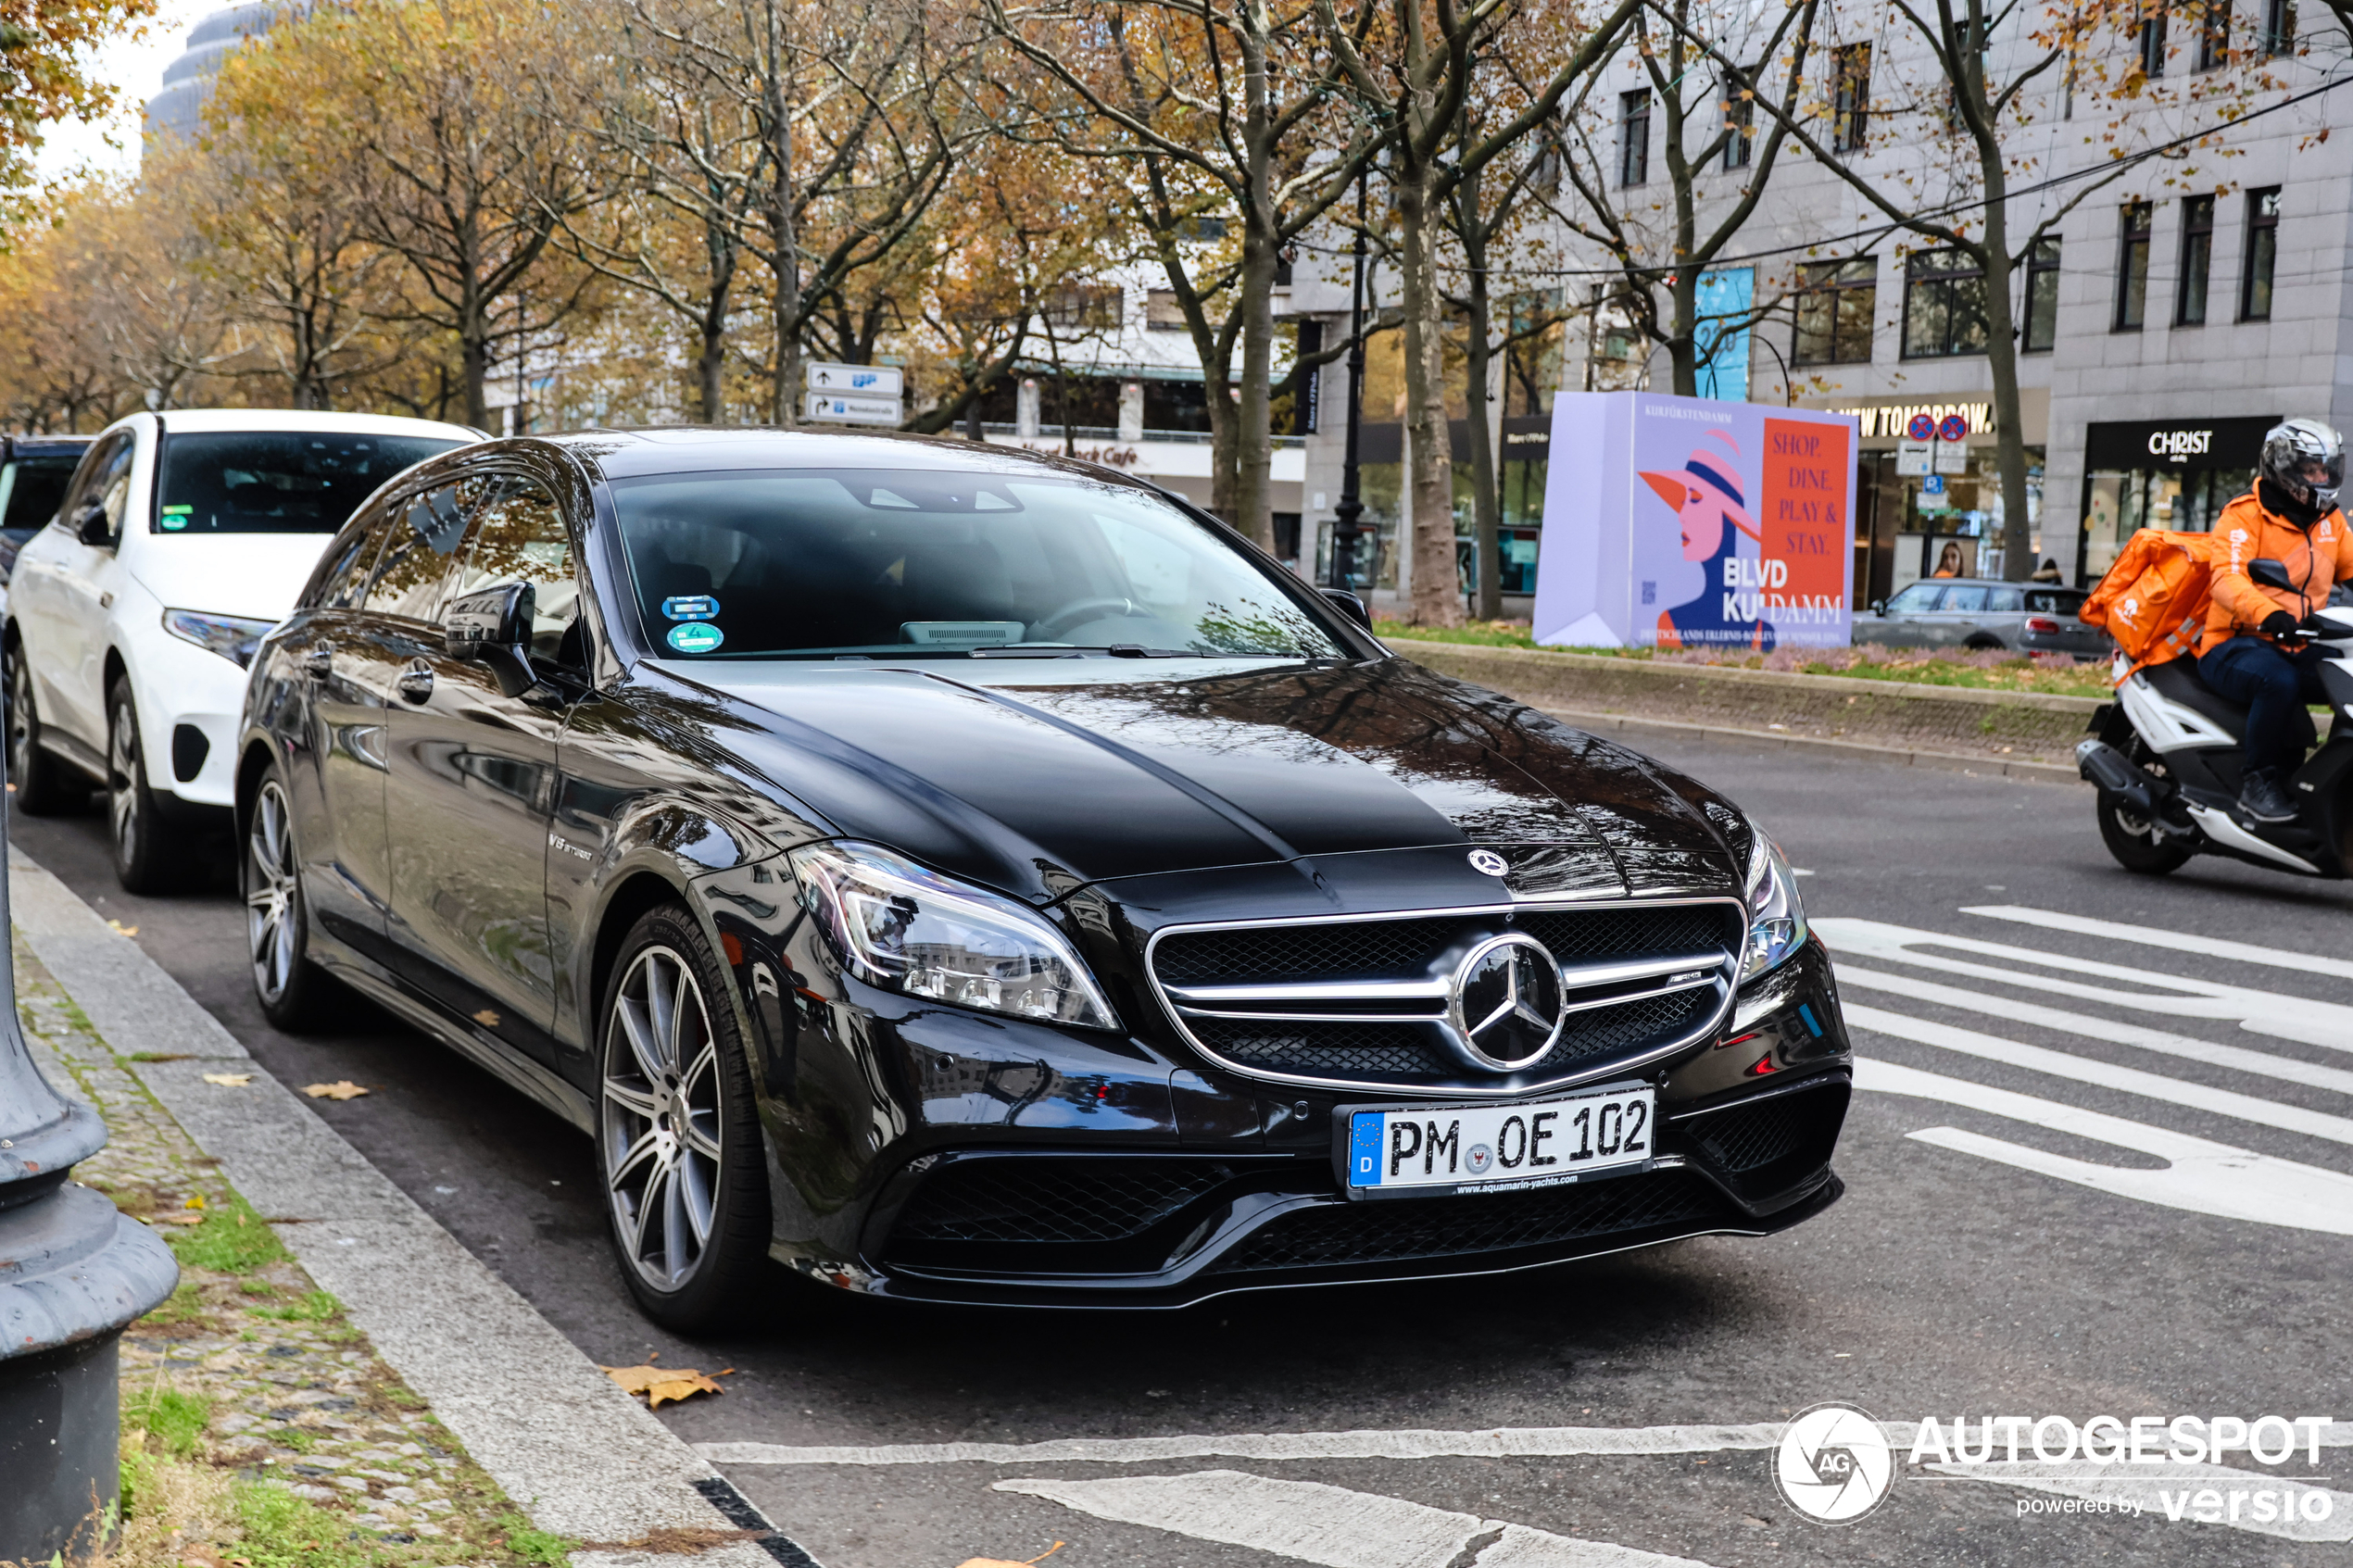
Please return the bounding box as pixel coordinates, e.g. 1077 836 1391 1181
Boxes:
6 409 474 889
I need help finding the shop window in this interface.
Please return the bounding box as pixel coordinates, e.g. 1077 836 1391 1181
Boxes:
1618 90 1651 186
2176 194 2213 325
1901 249 1988 358
2114 200 2153 332
2138 1 2169 76
2241 187 2279 320
2022 240 2061 352
2199 0 2231 67
1793 258 1877 365
1831 44 1871 153
2259 0 2293 53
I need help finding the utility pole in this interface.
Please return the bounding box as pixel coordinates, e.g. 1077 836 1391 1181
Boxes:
1331 175 1370 594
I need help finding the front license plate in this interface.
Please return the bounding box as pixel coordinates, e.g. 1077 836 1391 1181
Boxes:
1342 1085 1656 1198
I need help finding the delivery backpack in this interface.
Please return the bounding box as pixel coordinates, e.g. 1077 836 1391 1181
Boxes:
2080 527 2221 677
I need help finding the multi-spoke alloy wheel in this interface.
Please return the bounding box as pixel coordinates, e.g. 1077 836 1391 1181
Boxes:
246 780 301 1004
603 944 725 1290
105 680 185 892
596 907 767 1329
108 696 142 869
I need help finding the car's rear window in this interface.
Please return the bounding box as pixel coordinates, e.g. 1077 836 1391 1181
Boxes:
0 453 82 536
607 467 1350 660
2025 589 2086 613
157 432 459 534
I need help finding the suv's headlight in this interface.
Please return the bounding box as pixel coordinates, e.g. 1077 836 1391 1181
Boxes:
788 841 1119 1030
1742 820 1808 980
163 608 275 669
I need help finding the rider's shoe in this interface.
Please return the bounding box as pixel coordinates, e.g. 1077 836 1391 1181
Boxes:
2238 768 2298 825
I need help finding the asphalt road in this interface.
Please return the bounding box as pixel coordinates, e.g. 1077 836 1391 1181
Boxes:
17 734 2353 1568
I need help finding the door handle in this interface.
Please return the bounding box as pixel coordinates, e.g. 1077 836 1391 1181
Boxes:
396 667 434 704
303 646 333 679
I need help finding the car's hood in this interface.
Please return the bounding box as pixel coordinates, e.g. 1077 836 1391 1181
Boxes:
128 533 335 622
659 656 1744 904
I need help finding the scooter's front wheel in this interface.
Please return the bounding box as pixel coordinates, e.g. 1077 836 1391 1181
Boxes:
2096 788 2191 874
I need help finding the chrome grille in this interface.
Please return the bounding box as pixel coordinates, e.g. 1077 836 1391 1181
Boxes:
1148 899 1745 1095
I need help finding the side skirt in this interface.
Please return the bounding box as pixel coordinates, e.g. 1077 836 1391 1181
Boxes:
333 965 595 1135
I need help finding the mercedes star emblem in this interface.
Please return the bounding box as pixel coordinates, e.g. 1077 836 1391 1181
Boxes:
1467 848 1510 876
1445 933 1567 1072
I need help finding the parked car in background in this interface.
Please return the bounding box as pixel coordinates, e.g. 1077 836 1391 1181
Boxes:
6 410 474 889
1858 577 2108 656
0 435 94 606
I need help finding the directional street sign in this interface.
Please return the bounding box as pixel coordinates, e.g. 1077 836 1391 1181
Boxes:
805 391 902 425
805 361 904 396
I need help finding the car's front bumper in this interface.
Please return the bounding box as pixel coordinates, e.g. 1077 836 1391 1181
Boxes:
692 855 1852 1308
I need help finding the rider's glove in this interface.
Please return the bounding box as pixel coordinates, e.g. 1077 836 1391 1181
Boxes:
2260 609 2303 640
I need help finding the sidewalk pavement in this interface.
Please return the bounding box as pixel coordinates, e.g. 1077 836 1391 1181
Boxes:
8 846 820 1568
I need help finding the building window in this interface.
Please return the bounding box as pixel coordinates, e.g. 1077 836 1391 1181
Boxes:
2175 194 2214 325
2241 187 2280 320
2022 239 2061 351
1793 257 1877 364
1831 44 1871 154
1618 90 1651 186
2114 200 2153 331
2138 1 2169 75
2199 0 2231 67
2259 0 2293 53
1042 284 1121 332
1720 74 1755 170
1901 249 1989 358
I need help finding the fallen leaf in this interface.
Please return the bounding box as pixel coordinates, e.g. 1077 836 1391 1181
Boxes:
472 1009 501 1026
201 1073 253 1087
148 1212 206 1226
107 919 139 936
956 1547 1063 1568
578 1527 765 1555
301 1081 370 1100
600 1363 724 1410
183 1195 207 1210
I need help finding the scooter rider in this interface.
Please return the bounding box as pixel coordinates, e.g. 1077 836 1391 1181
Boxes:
2198 418 2353 824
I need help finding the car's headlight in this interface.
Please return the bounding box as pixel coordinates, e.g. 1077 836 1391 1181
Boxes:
1742 820 1808 980
788 841 1119 1030
163 609 275 670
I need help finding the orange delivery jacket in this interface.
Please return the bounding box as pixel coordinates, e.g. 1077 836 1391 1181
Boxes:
2200 490 2353 655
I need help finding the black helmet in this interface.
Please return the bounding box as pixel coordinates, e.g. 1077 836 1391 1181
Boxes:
2260 419 2346 509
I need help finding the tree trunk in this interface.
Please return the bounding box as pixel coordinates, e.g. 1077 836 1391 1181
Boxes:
1464 279 1501 621
1667 269 1700 397
1206 383 1239 523
1973 113 2032 580
1399 165 1462 628
1234 224 1277 551
459 303 492 431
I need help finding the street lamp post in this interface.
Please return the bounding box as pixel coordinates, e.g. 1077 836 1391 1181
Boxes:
1330 175 1370 596
0 759 179 1561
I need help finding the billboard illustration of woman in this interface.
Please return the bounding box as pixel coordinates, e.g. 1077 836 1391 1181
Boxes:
1531 392 1856 649
1640 430 1772 649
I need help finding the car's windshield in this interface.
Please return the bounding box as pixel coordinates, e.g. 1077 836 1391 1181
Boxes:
608 467 1353 660
0 453 82 537
157 431 460 534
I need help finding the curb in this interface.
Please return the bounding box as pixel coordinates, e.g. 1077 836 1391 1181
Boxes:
1535 707 2088 785
6 847 821 1568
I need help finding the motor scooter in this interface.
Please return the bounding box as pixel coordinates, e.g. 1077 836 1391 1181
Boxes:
2076 558 2353 877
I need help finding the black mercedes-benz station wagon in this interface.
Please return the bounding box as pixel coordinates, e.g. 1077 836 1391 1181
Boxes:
238 429 1851 1328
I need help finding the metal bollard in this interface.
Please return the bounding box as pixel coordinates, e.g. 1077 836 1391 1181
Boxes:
0 746 180 1562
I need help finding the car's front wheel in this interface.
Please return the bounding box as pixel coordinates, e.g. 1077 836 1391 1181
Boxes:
7 644 82 815
597 904 770 1330
107 679 189 893
244 765 336 1030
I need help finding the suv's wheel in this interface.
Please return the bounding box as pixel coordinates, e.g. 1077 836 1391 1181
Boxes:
7 645 82 815
597 904 770 1330
2096 788 2190 874
107 678 188 892
244 765 335 1031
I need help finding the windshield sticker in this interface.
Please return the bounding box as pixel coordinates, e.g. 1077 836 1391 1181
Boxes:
666 621 724 654
661 595 719 621
160 504 192 531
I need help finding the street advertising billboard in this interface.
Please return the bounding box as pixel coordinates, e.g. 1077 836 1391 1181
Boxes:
1532 391 1857 649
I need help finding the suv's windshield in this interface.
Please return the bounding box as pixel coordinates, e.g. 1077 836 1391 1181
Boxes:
157 431 460 534
609 468 1352 660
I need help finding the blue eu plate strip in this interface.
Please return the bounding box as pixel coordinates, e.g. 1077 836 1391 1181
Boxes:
1347 1113 1384 1187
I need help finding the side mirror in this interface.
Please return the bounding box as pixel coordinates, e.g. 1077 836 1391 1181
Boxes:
444 582 537 698
72 501 111 547
2249 558 2296 591
1869 599 1886 616
1320 587 1373 629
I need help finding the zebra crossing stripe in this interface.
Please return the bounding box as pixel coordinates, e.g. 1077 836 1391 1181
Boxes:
1835 965 2353 1098
1853 1058 2353 1233
1963 905 2353 985
1845 1002 2353 1148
